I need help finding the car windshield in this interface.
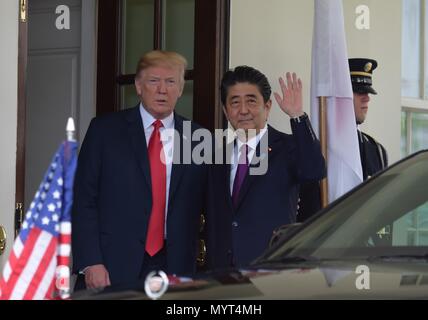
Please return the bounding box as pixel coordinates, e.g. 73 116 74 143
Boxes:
259 150 428 263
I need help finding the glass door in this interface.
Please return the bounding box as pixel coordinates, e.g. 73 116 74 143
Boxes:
119 0 194 119
96 0 228 131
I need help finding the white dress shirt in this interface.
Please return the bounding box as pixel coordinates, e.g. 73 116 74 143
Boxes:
229 125 268 194
139 104 174 236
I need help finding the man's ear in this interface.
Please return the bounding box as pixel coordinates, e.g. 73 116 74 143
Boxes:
134 77 142 96
265 99 272 120
222 106 229 121
178 81 184 97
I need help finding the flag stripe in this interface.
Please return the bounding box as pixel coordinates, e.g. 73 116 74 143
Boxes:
60 222 71 234
59 234 71 244
57 256 70 266
10 230 52 300
33 253 57 300
44 277 56 300
1 228 42 299
13 237 25 259
58 244 71 256
0 278 5 297
2 261 12 282
22 234 57 300
3 238 23 282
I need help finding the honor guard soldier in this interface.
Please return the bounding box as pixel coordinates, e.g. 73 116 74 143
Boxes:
349 58 388 180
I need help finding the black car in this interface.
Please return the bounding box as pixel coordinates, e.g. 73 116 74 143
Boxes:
74 150 428 299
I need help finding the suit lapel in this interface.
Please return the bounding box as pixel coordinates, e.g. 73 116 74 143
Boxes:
167 113 187 209
126 105 151 189
223 140 234 210
234 126 283 211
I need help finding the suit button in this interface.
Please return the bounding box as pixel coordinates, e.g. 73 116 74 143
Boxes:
232 221 238 227
227 250 232 255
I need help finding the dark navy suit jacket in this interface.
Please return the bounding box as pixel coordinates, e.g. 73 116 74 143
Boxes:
207 117 326 269
72 106 208 285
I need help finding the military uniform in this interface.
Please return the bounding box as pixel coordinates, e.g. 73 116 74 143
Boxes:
350 58 388 180
358 129 388 180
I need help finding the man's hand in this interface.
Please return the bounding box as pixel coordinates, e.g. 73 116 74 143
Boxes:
274 72 304 118
84 264 111 289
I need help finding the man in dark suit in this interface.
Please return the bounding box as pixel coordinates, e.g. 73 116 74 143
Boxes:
207 66 325 269
72 51 208 289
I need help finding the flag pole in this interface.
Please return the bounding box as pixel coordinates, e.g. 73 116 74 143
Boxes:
66 117 75 142
319 96 328 208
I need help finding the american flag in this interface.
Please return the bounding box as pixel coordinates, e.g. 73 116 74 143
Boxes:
0 140 78 300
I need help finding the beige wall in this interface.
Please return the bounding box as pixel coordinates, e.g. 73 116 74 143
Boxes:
0 0 18 268
230 0 402 163
230 0 314 135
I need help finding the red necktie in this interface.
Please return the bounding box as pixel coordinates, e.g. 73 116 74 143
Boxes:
145 120 166 256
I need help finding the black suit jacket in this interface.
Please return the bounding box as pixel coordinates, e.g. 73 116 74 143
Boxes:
207 118 326 269
72 106 208 285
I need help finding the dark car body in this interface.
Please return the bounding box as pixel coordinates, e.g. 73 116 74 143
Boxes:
74 150 428 300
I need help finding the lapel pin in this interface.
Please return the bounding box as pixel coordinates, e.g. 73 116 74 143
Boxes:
268 147 272 152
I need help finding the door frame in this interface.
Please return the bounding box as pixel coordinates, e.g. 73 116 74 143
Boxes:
193 0 229 131
16 0 28 215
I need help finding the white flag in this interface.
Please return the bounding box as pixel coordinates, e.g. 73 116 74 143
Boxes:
310 0 363 202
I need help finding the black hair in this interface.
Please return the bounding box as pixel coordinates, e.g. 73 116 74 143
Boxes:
220 65 272 105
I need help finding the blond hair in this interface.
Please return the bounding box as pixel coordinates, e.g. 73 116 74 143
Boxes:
135 50 187 83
